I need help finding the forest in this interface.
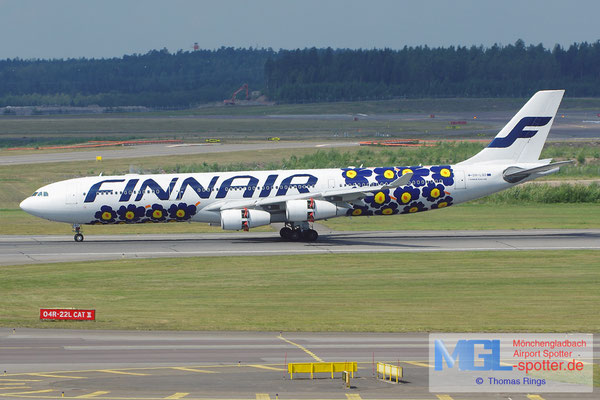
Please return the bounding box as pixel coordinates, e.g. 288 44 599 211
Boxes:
1 40 599 107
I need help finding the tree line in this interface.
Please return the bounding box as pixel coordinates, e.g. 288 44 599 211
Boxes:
265 40 600 102
1 40 599 107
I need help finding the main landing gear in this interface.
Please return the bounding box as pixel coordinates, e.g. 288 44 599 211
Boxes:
72 224 84 242
279 222 319 242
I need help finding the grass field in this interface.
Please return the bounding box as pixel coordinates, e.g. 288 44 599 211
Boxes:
1 251 598 332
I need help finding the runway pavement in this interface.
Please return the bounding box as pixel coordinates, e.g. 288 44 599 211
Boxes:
0 142 356 166
1 229 599 266
0 328 596 400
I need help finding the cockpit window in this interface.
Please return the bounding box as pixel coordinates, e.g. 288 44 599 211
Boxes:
32 191 48 197
43 192 48 196
32 192 38 196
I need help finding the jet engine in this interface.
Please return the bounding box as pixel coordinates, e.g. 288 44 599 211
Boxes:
285 199 340 222
220 208 271 231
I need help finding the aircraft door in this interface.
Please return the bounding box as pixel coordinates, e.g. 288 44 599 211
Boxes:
454 170 466 189
328 179 335 189
65 182 79 205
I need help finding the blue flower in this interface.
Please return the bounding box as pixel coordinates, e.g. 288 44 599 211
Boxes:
397 166 430 187
146 204 167 222
375 203 399 215
393 186 420 204
346 205 373 216
117 204 146 223
341 167 372 186
364 189 391 208
373 167 397 184
431 196 454 209
402 201 427 214
94 205 116 224
431 165 454 186
421 181 446 202
168 203 197 221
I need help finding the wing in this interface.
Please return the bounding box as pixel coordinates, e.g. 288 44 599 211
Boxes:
203 172 414 212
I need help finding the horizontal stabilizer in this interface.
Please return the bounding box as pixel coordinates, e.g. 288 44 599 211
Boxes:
503 161 573 183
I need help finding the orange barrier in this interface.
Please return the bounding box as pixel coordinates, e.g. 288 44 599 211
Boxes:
7 139 183 151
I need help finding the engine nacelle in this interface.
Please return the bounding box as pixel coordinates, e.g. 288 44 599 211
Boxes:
220 209 271 231
285 199 339 222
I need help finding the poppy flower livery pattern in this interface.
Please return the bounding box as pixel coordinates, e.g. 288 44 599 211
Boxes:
89 202 197 224
344 165 455 216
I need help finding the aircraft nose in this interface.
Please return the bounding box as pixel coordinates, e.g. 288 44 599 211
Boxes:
20 197 36 215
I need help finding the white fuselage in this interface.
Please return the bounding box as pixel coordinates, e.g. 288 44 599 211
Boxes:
20 163 517 226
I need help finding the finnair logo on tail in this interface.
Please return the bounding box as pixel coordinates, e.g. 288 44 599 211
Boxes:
488 116 552 148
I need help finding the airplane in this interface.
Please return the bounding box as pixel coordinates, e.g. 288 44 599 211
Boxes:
20 90 571 242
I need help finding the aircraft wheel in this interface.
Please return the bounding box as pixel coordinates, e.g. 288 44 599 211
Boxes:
280 227 292 239
303 229 319 242
74 233 84 242
288 229 300 241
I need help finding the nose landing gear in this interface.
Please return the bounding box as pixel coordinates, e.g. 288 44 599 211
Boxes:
279 222 319 242
72 224 84 242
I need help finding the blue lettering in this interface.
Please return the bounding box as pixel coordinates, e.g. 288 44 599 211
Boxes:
259 174 278 198
84 179 125 203
276 174 317 196
216 175 259 199
135 178 178 201
119 179 139 202
176 176 218 200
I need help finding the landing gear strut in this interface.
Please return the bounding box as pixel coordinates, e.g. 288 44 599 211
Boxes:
72 224 84 242
279 222 318 242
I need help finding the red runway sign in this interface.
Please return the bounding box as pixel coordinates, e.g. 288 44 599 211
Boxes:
40 309 95 321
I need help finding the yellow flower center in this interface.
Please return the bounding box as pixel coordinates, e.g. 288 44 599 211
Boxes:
152 210 163 219
409 206 419 213
352 209 362 216
374 192 386 204
401 192 412 203
402 168 413 175
441 168 451 178
383 170 395 179
125 211 135 220
438 202 448 208
431 188 440 198
101 212 112 220
176 209 186 218
346 170 357 179
382 208 393 215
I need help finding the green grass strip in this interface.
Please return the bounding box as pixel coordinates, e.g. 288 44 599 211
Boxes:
1 251 598 332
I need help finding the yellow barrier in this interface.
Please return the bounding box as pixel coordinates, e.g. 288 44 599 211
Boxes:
287 362 357 379
377 362 403 383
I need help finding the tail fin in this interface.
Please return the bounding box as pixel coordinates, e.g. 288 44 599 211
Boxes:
459 90 564 165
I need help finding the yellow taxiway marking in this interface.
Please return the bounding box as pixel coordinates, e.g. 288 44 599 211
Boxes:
0 389 54 395
75 391 110 398
346 394 362 400
248 365 285 371
164 393 189 399
170 367 217 374
28 373 86 379
0 379 42 382
278 335 324 362
527 395 546 400
97 370 148 376
256 394 271 400
0 387 30 390
403 360 433 368
436 395 454 400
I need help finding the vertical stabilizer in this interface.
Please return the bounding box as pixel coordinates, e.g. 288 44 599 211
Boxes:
459 90 564 165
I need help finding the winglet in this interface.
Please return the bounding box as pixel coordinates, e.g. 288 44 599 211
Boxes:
382 172 413 189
